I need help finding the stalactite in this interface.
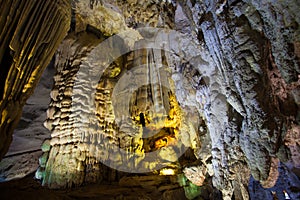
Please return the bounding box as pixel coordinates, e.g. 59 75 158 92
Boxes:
38 21 203 187
0 0 298 199
0 0 71 160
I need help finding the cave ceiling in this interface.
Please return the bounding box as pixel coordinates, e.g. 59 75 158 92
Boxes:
0 0 299 199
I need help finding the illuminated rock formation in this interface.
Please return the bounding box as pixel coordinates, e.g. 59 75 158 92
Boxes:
34 0 300 198
0 0 299 199
0 0 71 160
38 20 203 188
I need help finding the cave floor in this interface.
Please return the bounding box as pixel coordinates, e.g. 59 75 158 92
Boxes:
0 173 189 200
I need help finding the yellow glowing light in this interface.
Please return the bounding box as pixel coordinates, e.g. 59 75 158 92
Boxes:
155 135 177 149
160 168 175 176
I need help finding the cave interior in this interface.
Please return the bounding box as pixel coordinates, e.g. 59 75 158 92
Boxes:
0 0 300 199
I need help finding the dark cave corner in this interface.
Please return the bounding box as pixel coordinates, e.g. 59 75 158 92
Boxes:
0 0 300 199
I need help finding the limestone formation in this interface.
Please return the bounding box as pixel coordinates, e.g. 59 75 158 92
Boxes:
39 20 202 188
0 0 299 199
0 0 71 160
35 0 300 198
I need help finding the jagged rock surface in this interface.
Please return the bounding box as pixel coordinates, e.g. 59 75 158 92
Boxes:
38 0 300 198
178 0 300 199
0 0 299 199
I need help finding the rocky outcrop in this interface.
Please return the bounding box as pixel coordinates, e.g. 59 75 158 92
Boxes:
175 0 300 198
177 0 299 198
0 0 71 160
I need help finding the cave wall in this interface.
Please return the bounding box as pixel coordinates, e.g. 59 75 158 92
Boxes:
180 0 300 198
186 1 299 186
0 0 299 199
36 0 299 199
181 0 300 194
0 0 71 160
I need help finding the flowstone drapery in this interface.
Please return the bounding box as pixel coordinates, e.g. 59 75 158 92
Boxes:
37 26 205 188
0 0 70 160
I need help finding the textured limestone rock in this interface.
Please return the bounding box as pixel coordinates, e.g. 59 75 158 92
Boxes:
247 0 300 83
113 0 176 28
284 124 300 168
0 151 42 182
0 0 299 199
0 0 71 160
177 0 300 198
38 0 207 189
37 0 299 198
40 32 104 188
183 165 206 186
40 28 203 187
75 1 128 35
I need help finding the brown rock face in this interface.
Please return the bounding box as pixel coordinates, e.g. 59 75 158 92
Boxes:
0 0 71 160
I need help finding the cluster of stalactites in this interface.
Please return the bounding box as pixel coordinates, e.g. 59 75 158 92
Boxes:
36 34 195 188
0 0 71 160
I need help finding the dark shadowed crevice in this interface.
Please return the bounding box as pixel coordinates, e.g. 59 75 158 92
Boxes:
0 49 13 100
